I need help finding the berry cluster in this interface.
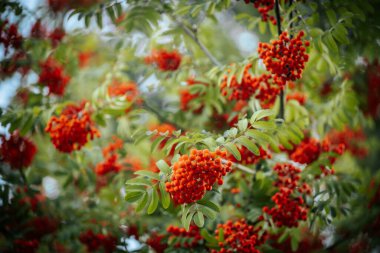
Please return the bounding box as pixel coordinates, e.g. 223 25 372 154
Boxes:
180 78 208 113
38 58 71 96
145 49 182 71
220 65 283 108
220 64 257 101
30 21 65 47
212 219 267 253
45 102 100 153
0 20 22 55
146 232 168 253
108 80 141 112
0 131 37 169
13 239 40 253
1 51 30 77
262 163 310 227
254 73 283 108
165 149 232 204
95 137 123 176
258 31 310 86
286 91 307 105
325 127 368 158
242 0 276 25
290 138 321 165
228 145 271 165
79 230 117 253
167 225 202 248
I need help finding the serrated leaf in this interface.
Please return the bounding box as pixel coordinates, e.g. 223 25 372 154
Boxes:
194 211 205 227
159 182 170 209
134 170 160 180
237 136 260 155
224 143 241 161
147 187 159 214
156 160 171 174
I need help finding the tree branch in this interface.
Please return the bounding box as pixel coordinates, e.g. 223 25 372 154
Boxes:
275 0 285 120
168 14 222 67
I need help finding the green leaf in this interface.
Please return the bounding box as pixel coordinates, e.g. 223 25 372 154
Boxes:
106 6 116 23
198 206 217 220
156 160 171 174
147 187 159 214
151 136 166 152
184 211 195 231
136 192 148 212
96 12 103 28
237 119 248 132
197 199 220 212
159 182 170 209
237 136 260 155
125 191 144 203
251 109 275 122
201 229 218 244
134 170 160 180
224 143 241 161
126 177 152 186
251 121 276 130
194 211 205 227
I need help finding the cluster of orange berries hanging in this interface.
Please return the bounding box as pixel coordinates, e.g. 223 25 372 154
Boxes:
45 102 100 153
0 131 37 169
258 31 310 86
212 219 267 253
261 163 310 227
38 58 70 96
165 149 232 204
95 137 124 176
166 225 202 248
145 49 182 71
241 0 277 25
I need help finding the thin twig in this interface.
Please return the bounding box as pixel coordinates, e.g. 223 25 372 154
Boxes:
222 159 256 175
168 14 222 67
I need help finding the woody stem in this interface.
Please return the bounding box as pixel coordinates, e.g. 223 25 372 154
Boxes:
275 0 285 120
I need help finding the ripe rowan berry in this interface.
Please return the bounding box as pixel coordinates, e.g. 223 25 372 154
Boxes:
165 149 232 204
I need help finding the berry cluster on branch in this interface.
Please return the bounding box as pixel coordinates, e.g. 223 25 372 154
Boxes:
45 102 100 153
165 149 232 204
